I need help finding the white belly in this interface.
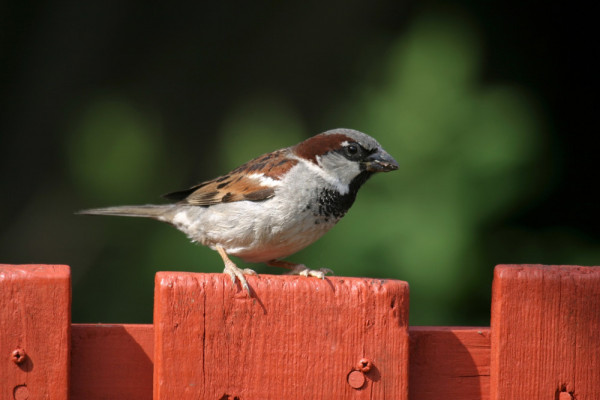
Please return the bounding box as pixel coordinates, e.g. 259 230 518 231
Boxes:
170 197 337 263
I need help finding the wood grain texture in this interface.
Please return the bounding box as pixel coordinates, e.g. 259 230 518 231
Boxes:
71 324 154 399
490 264 600 400
409 327 490 400
66 325 493 399
154 273 409 400
0 264 71 400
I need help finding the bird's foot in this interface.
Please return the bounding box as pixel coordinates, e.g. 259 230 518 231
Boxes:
287 264 333 279
266 259 333 279
223 262 257 294
216 245 256 294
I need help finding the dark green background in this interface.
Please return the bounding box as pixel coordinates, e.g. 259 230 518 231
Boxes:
1 1 597 325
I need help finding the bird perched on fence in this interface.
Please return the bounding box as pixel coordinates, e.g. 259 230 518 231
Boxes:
78 128 398 294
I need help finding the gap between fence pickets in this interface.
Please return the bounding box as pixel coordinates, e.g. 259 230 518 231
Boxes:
70 324 491 400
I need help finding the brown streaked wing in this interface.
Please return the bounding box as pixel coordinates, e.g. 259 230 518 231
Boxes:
184 174 277 206
166 148 299 206
162 181 209 201
229 148 298 179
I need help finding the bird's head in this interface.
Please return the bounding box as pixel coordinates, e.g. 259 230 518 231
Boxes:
292 128 398 191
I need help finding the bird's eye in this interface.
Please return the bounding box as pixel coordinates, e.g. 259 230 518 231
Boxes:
346 144 358 155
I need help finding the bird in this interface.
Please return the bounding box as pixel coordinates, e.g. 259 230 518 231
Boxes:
78 128 398 294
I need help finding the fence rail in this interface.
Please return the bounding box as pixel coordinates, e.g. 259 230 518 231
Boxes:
1 264 598 399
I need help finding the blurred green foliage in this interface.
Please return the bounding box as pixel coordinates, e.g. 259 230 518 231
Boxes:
68 99 166 203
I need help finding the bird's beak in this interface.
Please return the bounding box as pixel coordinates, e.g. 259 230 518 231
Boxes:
364 149 399 172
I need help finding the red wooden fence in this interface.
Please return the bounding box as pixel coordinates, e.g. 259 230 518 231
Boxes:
1 264 598 399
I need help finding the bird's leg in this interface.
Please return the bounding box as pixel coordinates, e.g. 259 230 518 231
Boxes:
266 260 333 279
216 245 256 294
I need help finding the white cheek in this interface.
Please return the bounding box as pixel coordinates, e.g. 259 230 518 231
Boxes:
316 154 361 189
291 155 349 194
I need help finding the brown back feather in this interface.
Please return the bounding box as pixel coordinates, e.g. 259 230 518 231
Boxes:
163 149 298 206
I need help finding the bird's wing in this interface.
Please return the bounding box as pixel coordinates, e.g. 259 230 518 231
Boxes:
163 149 299 206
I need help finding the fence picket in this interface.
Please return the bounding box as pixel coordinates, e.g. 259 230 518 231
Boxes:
0 264 71 400
490 265 600 399
153 272 410 399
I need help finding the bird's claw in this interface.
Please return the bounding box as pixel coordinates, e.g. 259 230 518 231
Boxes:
288 265 333 279
223 263 256 294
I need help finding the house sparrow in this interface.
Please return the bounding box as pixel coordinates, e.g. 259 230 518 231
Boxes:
79 128 398 293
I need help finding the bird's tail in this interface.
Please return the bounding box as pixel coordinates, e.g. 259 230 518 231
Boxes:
77 204 176 220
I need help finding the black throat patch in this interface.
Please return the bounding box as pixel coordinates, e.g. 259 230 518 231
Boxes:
313 171 373 220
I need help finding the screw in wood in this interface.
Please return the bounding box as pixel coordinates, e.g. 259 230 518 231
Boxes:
357 358 373 373
11 348 26 364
